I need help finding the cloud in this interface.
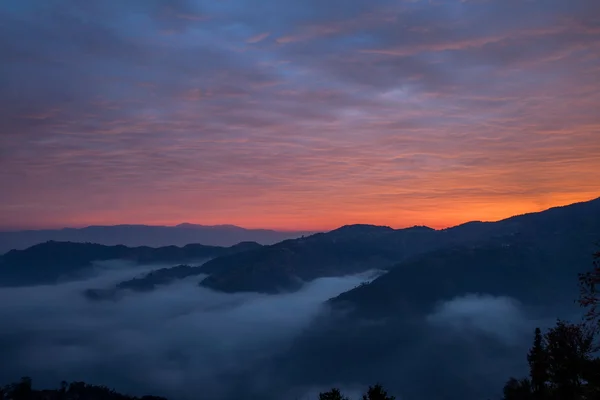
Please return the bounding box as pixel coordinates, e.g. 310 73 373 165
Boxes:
0 260 578 400
0 262 380 399
426 294 533 345
1 0 599 230
246 32 271 43
264 289 569 400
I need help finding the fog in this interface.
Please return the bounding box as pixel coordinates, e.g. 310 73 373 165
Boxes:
265 292 570 400
0 261 577 400
0 261 381 399
426 294 534 345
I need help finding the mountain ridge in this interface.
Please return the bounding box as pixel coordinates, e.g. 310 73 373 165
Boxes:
2 197 599 294
0 224 314 254
198 196 600 294
0 240 262 287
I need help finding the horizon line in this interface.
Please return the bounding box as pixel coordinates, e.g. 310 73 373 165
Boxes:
1 195 597 234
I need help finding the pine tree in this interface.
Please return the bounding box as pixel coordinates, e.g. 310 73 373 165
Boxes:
544 321 596 399
502 377 532 400
362 384 395 400
8 377 33 400
578 247 600 327
527 327 549 399
319 388 349 400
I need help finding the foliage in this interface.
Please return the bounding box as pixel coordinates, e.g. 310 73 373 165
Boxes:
527 327 548 399
319 388 349 400
502 377 531 400
502 247 600 400
317 384 395 400
502 320 600 400
361 384 395 400
578 246 600 325
0 378 168 400
0 379 401 400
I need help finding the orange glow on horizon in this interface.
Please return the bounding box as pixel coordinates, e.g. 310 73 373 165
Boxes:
1 0 599 232
4 193 598 232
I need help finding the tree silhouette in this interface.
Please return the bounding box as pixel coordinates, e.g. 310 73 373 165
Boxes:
544 320 595 399
504 321 599 400
527 327 549 399
0 377 170 400
7 377 33 400
502 377 532 400
319 388 349 400
361 384 395 400
0 379 403 400
502 247 600 400
578 245 600 326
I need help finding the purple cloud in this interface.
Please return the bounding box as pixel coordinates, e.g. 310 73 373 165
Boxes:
1 0 599 230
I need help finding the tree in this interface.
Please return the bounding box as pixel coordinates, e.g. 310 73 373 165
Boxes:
502 377 532 400
319 388 349 400
544 320 596 399
1 377 33 400
503 321 598 400
501 245 600 400
578 246 600 326
0 377 171 400
362 384 395 400
527 327 549 399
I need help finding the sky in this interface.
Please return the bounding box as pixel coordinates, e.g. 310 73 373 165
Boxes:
1 0 599 231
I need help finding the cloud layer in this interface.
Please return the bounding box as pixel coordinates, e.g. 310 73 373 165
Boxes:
0 259 576 400
267 291 562 400
0 262 381 399
1 0 599 230
426 294 533 345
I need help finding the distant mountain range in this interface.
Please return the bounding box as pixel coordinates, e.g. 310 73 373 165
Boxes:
197 197 600 294
1 198 598 400
0 224 313 254
266 198 600 400
0 241 261 287
82 264 208 301
1 197 598 299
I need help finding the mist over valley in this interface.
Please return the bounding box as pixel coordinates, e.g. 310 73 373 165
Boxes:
1 198 598 399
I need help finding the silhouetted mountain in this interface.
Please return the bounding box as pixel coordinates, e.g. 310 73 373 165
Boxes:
2 199 600 400
0 224 313 253
0 241 261 286
329 238 595 319
198 197 600 294
198 225 442 293
83 264 207 300
117 265 202 291
443 196 600 242
266 201 600 400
